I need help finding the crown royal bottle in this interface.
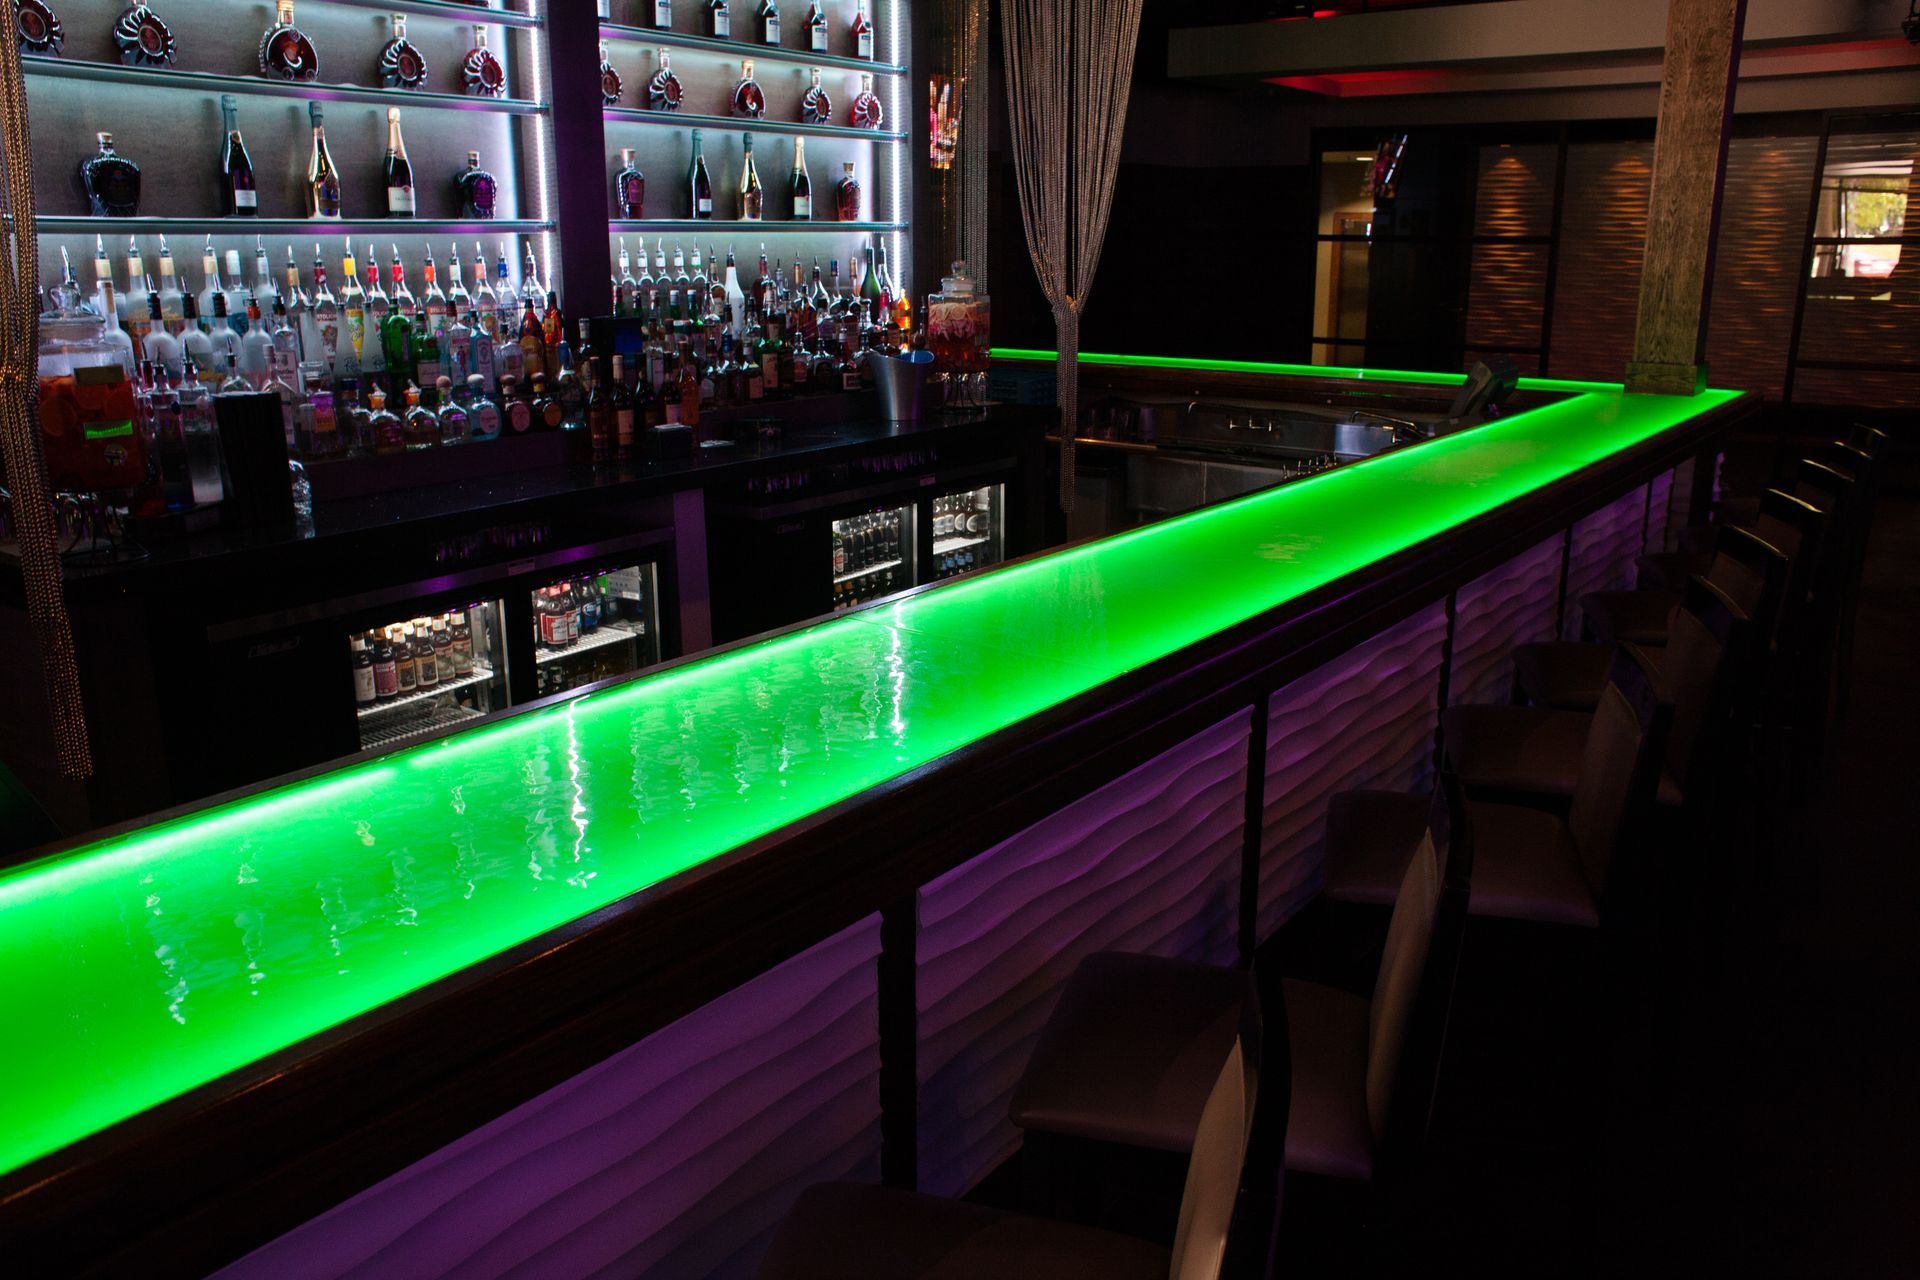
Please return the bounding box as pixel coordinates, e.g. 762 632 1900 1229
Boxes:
462 25 506 97
378 12 428 90
113 2 175 67
456 152 498 219
615 148 646 220
81 132 141 217
260 0 319 82
647 48 683 111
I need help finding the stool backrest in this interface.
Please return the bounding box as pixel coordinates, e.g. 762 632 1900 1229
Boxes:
1702 525 1788 641
1170 997 1261 1280
1663 576 1752 795
1846 424 1889 458
1567 645 1673 899
1370 773 1472 1164
1752 489 1827 641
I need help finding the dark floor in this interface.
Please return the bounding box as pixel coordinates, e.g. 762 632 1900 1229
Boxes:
1273 443 1920 1276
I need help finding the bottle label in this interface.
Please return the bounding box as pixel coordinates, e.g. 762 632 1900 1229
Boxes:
233 189 258 209
374 660 398 696
388 187 415 213
353 665 376 703
761 355 779 387
811 25 827 51
616 408 635 448
794 195 810 218
655 0 672 25
696 196 713 215
713 13 729 37
765 14 779 41
472 403 501 438
858 31 873 59
507 400 532 433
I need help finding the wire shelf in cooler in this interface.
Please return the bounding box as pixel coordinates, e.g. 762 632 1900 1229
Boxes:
358 664 496 718
359 702 488 751
534 621 645 664
608 219 905 235
833 557 902 585
325 0 544 30
603 105 903 142
598 22 906 76
22 57 548 115
933 534 990 556
35 216 553 238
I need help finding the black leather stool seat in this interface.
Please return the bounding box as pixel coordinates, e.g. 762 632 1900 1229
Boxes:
1009 952 1251 1154
759 1182 1170 1280
1510 640 1614 711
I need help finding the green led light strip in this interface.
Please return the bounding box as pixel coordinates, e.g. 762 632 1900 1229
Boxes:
0 359 1737 1178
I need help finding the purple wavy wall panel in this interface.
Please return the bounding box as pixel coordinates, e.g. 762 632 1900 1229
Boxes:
1645 468 1677 558
216 918 883 1280
1562 488 1651 639
1256 602 1447 940
1451 534 1567 711
915 714 1249 1197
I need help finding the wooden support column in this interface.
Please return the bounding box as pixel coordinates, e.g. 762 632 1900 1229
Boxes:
1625 0 1748 397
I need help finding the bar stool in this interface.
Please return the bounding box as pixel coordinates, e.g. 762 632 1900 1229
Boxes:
1445 577 1754 817
757 988 1263 1280
1326 646 1670 933
1006 780 1466 1202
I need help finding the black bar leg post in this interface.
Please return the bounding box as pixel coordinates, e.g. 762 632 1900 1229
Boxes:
878 894 919 1191
1239 702 1268 969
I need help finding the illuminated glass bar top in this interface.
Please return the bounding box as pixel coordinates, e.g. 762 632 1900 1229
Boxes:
0 355 1739 1179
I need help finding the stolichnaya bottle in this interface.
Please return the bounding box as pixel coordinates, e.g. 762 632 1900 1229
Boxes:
80 132 140 217
259 0 319 82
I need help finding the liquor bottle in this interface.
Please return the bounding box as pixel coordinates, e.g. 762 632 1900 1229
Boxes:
738 131 764 221
789 136 812 220
250 237 276 309
390 624 417 692
222 249 250 334
669 241 689 324
366 389 403 454
722 245 748 342
306 103 342 219
401 383 437 448
380 293 416 389
121 238 150 335
522 240 543 307
651 0 672 28
799 66 832 124
362 244 389 374
412 620 439 687
647 48 683 111
455 151 497 219
382 243 412 324
677 339 702 427
217 96 257 217
113 2 176 66
431 617 455 681
441 306 473 384
610 354 637 461
835 162 861 220
530 372 564 431
518 298 546 382
379 11 428 89
732 58 765 117
239 298 271 385
447 245 472 318
260 0 319 82
449 611 474 676
154 237 185 335
350 636 377 707
706 0 730 39
341 242 367 367
599 39 622 105
422 243 449 339
179 293 216 384
17 0 62 56
303 366 343 457
435 376 468 445
850 74 882 129
81 132 140 217
493 240 519 334
609 147 646 221
493 374 526 433
805 1 828 53
553 339 583 426
542 289 564 357
383 107 415 217
311 244 340 372
758 0 780 45
467 307 495 392
466 374 500 440
586 355 614 463
461 25 505 98
850 0 874 61
688 128 713 218
473 243 497 337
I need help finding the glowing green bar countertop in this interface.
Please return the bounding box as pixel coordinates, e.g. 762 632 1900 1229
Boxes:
0 355 1739 1178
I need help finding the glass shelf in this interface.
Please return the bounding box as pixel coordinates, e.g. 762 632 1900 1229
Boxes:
535 622 644 665
598 22 906 76
23 57 547 115
358 665 496 719
35 216 554 237
328 0 544 29
608 219 905 235
603 106 904 142
359 702 486 751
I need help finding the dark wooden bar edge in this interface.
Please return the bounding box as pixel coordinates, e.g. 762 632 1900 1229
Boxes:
0 392 1755 1276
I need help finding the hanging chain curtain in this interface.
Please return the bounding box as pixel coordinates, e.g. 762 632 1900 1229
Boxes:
939 0 991 286
0 5 92 778
1000 0 1144 511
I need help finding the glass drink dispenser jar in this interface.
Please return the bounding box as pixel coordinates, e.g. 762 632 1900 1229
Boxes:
38 285 144 492
926 260 990 408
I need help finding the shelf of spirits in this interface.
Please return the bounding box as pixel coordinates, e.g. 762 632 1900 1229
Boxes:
603 105 902 142
37 216 554 237
357 662 496 718
22 57 547 115
607 218 901 234
597 21 904 77
535 619 646 664
833 556 901 586
323 0 544 31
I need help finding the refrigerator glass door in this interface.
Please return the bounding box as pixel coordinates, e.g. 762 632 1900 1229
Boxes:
351 599 507 752
932 483 1004 582
831 503 917 612
532 564 661 699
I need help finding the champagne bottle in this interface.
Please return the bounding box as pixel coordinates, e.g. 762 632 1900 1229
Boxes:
688 128 713 219
218 95 258 217
306 102 341 219
789 136 811 220
739 131 763 222
383 107 415 218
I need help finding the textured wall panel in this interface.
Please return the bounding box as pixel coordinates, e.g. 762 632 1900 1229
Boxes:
1465 242 1549 353
1474 145 1558 239
1256 602 1448 939
1551 141 1654 383
1645 467 1678 558
916 715 1249 1197
1792 366 1920 410
1563 489 1651 640
217 918 883 1280
1703 136 1819 400
1450 534 1567 710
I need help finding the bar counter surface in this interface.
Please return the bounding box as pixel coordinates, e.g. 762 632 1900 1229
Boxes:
0 356 1749 1271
